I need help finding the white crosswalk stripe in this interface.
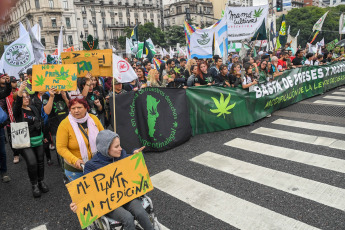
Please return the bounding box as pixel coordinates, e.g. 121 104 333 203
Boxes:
225 138 345 174
30 225 48 230
314 100 345 106
323 95 345 100
340 88 345 91
251 127 345 150
332 92 345 95
190 151 345 211
272 118 345 134
151 170 319 230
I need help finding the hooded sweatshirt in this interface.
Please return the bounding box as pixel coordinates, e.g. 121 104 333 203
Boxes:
84 130 130 175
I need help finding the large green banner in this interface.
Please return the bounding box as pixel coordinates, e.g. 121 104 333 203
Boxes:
187 61 345 136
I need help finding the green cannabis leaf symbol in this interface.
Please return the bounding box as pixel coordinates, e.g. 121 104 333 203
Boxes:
56 67 70 80
80 207 98 229
66 80 73 90
71 73 77 81
132 173 151 193
210 93 236 118
173 121 178 128
130 153 146 170
254 8 263 18
174 67 180 74
34 75 45 86
148 106 157 116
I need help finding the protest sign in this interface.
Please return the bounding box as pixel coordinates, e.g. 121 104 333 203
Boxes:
63 57 100 77
61 49 112 76
65 152 153 229
32 64 78 91
226 5 269 41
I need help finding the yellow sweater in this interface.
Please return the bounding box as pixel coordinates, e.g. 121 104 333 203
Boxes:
56 114 104 167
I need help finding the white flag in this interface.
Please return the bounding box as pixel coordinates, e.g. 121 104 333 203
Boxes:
163 48 169 57
19 22 27 38
112 54 138 83
319 38 324 46
313 11 329 32
169 46 175 57
57 26 63 63
31 24 41 41
0 32 35 78
340 13 345 34
126 37 133 54
287 25 290 36
26 19 45 64
296 29 300 37
178 46 186 57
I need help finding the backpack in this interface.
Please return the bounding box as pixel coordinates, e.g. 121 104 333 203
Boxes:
0 106 8 124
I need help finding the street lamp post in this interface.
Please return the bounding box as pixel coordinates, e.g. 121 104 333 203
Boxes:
80 32 83 50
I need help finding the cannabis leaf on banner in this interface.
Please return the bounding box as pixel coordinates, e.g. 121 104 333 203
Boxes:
66 80 73 90
71 73 77 81
130 153 146 170
254 8 263 18
55 67 70 81
80 207 98 229
210 93 236 118
132 173 151 193
34 75 45 86
173 121 178 128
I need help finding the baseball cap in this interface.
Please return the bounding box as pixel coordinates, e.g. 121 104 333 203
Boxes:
233 54 239 58
10 76 18 82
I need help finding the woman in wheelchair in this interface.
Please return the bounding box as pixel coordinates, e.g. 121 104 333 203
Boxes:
70 130 154 230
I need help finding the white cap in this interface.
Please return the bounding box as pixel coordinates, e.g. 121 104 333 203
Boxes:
258 51 264 56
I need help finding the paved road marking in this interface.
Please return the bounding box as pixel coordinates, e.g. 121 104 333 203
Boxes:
332 92 345 96
191 151 345 211
251 127 345 151
225 138 345 174
272 118 345 134
151 170 319 230
323 96 345 101
314 100 345 106
31 225 47 230
340 88 345 91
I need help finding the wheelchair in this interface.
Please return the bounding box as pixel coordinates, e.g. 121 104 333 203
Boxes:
86 194 162 230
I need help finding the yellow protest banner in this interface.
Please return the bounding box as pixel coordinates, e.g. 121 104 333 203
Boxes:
32 64 78 91
66 152 153 229
61 49 112 77
63 57 100 77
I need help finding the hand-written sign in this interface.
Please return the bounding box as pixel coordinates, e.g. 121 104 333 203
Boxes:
61 49 112 77
32 64 78 91
66 152 153 229
63 57 100 77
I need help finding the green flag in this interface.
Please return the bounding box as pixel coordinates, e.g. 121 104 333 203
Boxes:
143 40 154 62
251 20 267 41
278 14 287 46
131 25 138 42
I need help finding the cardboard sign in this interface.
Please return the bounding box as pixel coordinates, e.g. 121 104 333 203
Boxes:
61 49 112 77
66 152 153 229
32 64 78 91
63 57 100 77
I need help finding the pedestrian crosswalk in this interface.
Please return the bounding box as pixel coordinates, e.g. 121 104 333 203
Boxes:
151 117 345 229
314 100 345 106
332 92 345 95
313 89 345 106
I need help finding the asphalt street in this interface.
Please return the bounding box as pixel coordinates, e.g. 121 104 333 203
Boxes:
1 87 345 230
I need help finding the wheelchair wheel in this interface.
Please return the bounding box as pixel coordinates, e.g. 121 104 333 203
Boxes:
100 216 111 230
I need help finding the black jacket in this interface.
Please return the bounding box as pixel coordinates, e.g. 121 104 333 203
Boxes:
0 81 11 100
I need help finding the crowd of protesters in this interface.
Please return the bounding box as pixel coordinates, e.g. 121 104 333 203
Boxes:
0 42 344 200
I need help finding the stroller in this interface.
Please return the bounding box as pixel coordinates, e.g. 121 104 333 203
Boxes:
86 194 162 230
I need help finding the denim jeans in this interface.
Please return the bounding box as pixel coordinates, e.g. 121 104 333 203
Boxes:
106 198 154 230
65 169 84 182
0 128 7 173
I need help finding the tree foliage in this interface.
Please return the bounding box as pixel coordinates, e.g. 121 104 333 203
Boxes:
0 41 8 58
277 5 345 47
164 26 186 48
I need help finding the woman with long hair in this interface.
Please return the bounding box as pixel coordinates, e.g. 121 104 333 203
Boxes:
185 59 197 76
147 69 168 87
228 63 242 88
242 64 258 89
13 81 48 198
195 61 212 86
186 65 199 87
56 98 104 182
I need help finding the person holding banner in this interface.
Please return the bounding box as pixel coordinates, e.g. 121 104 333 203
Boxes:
242 65 258 89
228 64 242 88
70 130 154 230
147 69 168 88
13 81 48 198
195 61 212 86
56 98 104 181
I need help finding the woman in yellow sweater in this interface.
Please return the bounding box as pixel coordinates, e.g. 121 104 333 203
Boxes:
56 98 104 181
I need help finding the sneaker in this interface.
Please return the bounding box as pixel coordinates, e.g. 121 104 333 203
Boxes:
266 114 272 118
13 156 20 164
1 173 11 183
49 144 55 150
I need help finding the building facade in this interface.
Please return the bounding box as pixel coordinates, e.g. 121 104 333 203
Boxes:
163 0 214 28
0 0 163 53
209 0 253 20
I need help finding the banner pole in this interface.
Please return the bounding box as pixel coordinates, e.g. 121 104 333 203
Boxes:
112 78 116 133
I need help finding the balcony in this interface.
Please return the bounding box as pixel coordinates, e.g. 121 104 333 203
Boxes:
107 23 126 28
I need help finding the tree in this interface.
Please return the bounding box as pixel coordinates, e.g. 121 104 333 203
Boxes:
164 26 186 48
277 5 345 47
121 23 166 47
0 41 8 58
118 36 126 49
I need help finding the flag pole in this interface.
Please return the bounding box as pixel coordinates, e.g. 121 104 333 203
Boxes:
112 78 116 133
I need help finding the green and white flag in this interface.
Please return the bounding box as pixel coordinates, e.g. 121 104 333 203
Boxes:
0 32 35 78
313 11 329 32
339 13 345 34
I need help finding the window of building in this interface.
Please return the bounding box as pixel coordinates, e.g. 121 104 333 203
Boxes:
38 17 43 29
66 17 71 29
35 0 40 9
111 18 115 25
92 17 96 24
41 38 46 47
51 18 57 28
54 36 58 46
49 0 54 8
63 0 68 9
83 17 87 28
68 35 73 46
